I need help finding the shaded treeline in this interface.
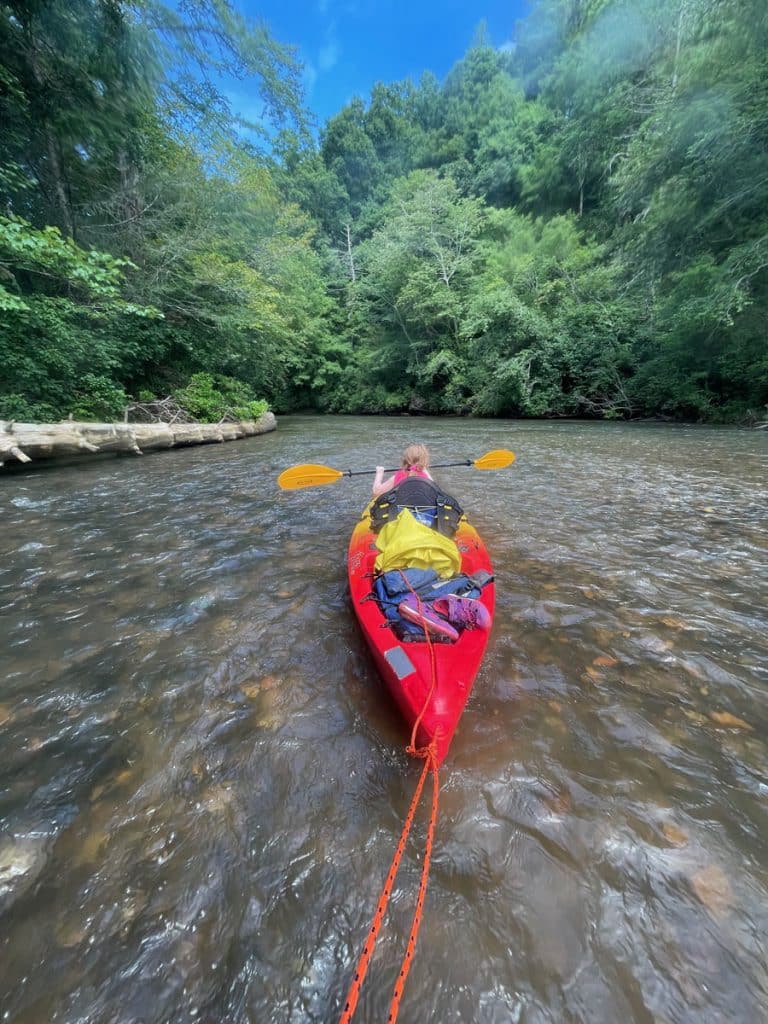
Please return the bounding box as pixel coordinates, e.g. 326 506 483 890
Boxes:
2 0 766 422
0 0 329 421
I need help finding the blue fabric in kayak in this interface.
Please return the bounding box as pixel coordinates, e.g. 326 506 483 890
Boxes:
374 569 481 641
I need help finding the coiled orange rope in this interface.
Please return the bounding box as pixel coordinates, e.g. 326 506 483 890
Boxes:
339 582 441 1024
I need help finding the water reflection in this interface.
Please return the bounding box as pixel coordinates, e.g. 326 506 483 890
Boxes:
1 418 767 1022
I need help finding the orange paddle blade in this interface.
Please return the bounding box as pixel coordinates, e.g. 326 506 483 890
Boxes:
472 449 515 470
277 464 346 490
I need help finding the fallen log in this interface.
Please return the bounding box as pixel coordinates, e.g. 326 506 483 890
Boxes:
68 422 142 455
0 411 276 469
170 423 207 446
5 422 100 459
219 422 244 441
0 423 32 466
131 423 175 450
200 424 225 443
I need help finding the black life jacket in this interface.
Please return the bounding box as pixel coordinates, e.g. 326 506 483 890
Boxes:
369 478 464 537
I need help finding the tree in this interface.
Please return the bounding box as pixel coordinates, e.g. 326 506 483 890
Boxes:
0 0 325 417
0 214 158 419
346 171 486 412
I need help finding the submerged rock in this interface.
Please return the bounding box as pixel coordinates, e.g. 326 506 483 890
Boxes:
0 833 53 912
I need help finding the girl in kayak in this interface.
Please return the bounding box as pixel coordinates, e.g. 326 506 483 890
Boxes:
373 443 433 497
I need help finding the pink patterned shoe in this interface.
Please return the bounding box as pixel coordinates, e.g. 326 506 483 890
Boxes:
398 595 459 641
432 595 490 631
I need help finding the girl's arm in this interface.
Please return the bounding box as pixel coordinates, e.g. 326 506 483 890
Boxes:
372 466 396 496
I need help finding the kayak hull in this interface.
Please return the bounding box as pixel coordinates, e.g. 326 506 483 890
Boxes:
347 506 494 766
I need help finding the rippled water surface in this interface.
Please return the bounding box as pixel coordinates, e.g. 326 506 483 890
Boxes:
1 417 767 1024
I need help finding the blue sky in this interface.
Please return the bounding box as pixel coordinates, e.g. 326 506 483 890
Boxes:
232 0 532 129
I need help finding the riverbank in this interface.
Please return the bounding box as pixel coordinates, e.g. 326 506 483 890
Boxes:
0 411 276 470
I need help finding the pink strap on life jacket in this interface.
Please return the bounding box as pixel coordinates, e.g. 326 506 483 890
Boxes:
394 467 429 485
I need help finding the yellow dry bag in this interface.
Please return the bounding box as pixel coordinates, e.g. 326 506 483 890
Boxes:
374 508 461 578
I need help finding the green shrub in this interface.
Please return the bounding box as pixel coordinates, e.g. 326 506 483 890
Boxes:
0 393 60 422
173 373 269 422
234 398 269 420
68 375 128 421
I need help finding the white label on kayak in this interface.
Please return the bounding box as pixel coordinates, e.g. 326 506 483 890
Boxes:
384 646 416 680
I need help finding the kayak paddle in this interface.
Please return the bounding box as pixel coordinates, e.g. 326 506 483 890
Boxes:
277 449 515 490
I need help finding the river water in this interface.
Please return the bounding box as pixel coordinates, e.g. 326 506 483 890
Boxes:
1 416 766 1024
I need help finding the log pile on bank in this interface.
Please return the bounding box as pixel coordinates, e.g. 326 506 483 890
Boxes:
0 412 276 469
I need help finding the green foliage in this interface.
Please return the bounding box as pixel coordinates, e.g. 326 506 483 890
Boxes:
0 394 60 422
70 376 129 421
291 3 768 422
173 373 268 422
0 216 158 419
0 215 130 301
0 0 321 424
1 0 766 424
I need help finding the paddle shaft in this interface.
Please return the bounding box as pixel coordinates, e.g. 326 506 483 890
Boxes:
344 460 472 477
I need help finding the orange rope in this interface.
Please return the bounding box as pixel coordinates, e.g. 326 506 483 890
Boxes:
339 574 442 1024
386 747 439 1023
338 749 438 1023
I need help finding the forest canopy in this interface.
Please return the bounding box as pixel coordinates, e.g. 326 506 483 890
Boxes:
1 0 766 423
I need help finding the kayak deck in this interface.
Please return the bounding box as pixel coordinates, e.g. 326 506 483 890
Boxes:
347 507 494 766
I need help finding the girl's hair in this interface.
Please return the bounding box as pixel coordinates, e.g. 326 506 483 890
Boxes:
401 443 430 470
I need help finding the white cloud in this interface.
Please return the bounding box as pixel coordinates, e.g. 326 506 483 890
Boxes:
303 60 319 95
318 38 340 72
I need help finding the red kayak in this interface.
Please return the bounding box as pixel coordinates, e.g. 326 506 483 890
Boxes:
347 503 494 766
